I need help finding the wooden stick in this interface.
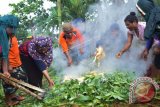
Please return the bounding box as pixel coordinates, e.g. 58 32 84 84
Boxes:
0 73 44 100
4 79 42 100
0 73 45 93
0 75 42 100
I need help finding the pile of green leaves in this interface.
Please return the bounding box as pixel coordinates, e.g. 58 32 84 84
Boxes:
43 71 135 106
1 70 159 107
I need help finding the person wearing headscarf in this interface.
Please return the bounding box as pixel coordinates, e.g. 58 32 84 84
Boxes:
97 22 125 55
59 23 84 66
0 15 19 77
19 36 54 88
0 15 27 106
136 0 160 75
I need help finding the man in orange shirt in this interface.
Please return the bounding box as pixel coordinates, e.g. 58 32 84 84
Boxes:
3 35 28 106
59 23 84 66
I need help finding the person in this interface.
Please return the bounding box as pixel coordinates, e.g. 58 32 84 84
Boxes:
116 12 145 58
4 35 28 104
136 0 160 76
19 36 54 88
97 23 126 54
0 15 21 106
59 23 84 66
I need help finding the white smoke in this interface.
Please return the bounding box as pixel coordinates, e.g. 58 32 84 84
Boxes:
52 0 152 79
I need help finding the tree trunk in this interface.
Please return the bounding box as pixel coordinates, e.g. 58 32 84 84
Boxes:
57 0 62 33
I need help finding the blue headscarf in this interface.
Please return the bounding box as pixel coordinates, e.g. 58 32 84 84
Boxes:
0 15 19 59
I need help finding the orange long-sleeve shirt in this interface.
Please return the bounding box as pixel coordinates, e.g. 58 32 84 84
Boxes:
9 36 22 67
59 28 84 52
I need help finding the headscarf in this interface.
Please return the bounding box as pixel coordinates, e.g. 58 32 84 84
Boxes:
62 23 73 32
28 37 53 67
109 23 120 32
136 0 155 21
0 15 19 59
136 0 160 39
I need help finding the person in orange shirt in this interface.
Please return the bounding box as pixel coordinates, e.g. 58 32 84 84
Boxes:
59 23 84 66
3 35 28 105
0 15 27 106
9 36 22 68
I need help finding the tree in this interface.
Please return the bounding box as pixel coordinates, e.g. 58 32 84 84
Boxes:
10 0 52 38
10 0 98 38
57 0 62 32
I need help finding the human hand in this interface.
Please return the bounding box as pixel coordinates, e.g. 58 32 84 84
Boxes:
116 51 123 58
49 80 54 89
8 65 13 73
68 57 72 66
3 71 10 78
140 49 149 60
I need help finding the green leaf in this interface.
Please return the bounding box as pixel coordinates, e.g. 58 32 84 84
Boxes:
95 96 102 100
76 94 90 102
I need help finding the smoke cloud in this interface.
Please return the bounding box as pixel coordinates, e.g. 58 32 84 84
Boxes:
52 0 152 79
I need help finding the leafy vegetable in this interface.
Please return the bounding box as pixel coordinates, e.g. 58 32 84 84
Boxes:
43 71 135 106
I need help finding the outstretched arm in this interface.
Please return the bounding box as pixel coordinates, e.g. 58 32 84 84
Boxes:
34 60 54 88
140 37 154 60
64 51 72 66
59 32 73 65
116 32 133 58
42 70 54 88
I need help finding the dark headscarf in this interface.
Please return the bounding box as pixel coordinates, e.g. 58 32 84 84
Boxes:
0 15 19 59
136 0 160 39
136 0 155 21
